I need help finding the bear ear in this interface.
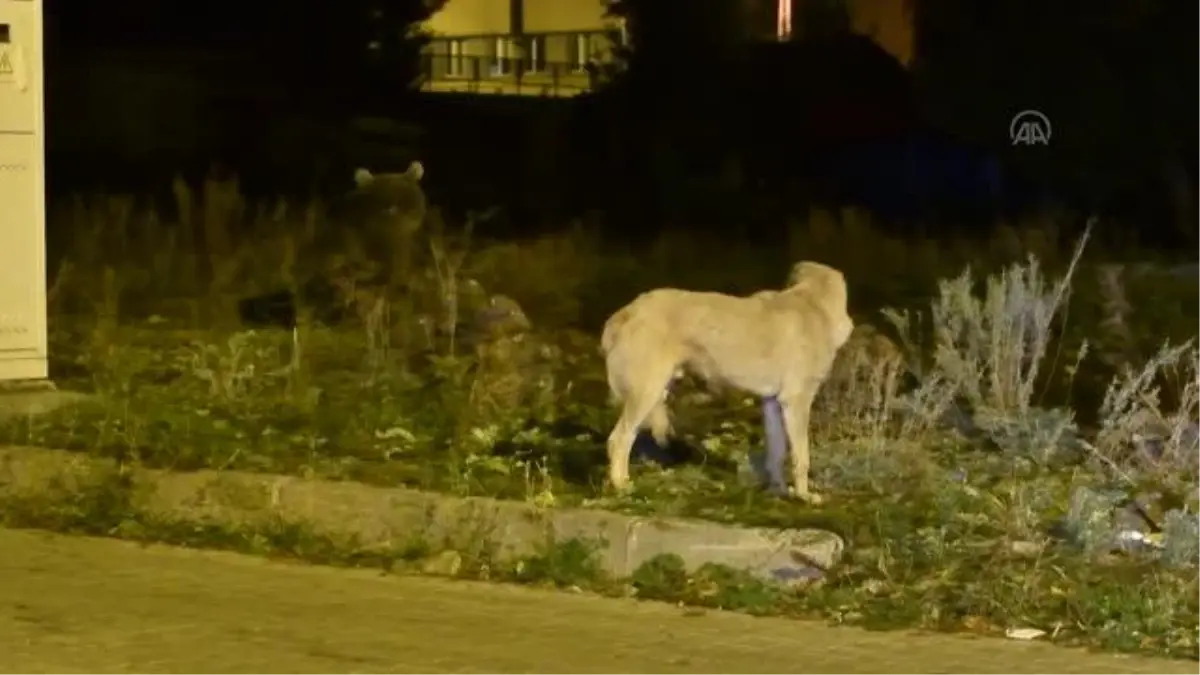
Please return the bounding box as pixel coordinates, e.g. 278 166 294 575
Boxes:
354 167 375 189
406 161 425 182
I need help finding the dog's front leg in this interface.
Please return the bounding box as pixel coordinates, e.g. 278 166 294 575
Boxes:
781 388 822 505
760 396 790 496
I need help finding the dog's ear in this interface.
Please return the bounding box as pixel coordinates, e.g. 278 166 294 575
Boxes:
787 261 837 287
787 261 850 313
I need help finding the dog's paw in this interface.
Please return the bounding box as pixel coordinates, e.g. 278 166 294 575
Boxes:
765 484 825 506
608 474 633 493
764 483 791 499
792 490 824 506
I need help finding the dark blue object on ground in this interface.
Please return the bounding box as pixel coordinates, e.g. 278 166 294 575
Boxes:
631 396 791 496
629 432 678 466
761 396 789 493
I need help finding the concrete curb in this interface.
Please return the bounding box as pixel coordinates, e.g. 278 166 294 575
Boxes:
0 446 844 582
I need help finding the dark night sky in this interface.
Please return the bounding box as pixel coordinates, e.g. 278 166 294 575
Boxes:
37 0 1199 238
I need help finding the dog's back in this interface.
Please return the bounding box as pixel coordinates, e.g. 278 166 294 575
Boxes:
600 303 635 355
600 264 852 400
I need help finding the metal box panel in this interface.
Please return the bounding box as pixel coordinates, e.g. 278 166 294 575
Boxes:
0 1 40 132
0 0 46 381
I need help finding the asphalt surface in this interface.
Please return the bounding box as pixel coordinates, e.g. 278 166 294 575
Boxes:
0 529 1192 673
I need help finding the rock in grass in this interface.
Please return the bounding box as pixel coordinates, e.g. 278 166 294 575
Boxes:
1131 420 1199 464
1056 486 1190 560
1060 486 1133 553
420 550 463 577
1005 627 1047 641
1009 540 1045 558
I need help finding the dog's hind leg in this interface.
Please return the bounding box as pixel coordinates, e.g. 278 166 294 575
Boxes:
645 369 686 446
780 387 823 505
608 374 675 490
644 382 674 446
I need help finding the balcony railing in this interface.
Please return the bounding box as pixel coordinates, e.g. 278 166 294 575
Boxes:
419 53 596 98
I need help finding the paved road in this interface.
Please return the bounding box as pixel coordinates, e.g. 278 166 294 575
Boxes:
0 529 1191 674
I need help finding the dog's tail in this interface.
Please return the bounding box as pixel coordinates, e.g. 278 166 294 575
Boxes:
600 305 634 356
600 304 639 408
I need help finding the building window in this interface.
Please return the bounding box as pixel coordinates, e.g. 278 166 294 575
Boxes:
570 33 591 72
524 35 545 73
447 39 464 77
491 37 513 76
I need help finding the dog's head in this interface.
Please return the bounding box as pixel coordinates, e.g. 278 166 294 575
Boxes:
786 261 854 347
786 261 845 296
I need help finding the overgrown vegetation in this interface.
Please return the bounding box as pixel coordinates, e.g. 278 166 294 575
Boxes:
4 174 1197 659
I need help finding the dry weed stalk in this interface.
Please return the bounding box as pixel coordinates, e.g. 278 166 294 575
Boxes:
201 169 242 265
1089 340 1199 483
819 323 906 442
427 210 486 357
887 222 1093 418
1096 263 1135 369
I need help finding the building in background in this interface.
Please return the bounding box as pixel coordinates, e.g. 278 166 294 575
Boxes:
417 0 914 97
420 0 623 97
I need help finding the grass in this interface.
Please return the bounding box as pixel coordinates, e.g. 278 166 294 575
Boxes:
4 174 1198 659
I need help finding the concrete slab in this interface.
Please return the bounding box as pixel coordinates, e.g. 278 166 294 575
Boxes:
628 518 842 583
0 446 844 583
0 381 90 420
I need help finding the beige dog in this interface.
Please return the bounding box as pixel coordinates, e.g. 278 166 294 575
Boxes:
600 261 854 503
